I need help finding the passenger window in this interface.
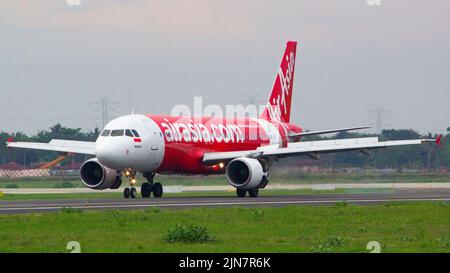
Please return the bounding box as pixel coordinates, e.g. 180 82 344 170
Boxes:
125 130 134 137
132 130 140 137
101 130 111 137
111 129 124 137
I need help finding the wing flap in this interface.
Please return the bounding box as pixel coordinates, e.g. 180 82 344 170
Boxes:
7 139 96 155
289 126 370 138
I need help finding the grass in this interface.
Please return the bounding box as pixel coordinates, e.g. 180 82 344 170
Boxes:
0 188 395 201
1 172 450 189
0 202 448 253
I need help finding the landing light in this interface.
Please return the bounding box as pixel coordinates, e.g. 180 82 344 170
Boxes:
131 178 137 185
219 162 225 169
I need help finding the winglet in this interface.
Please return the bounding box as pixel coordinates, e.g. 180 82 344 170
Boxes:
6 137 14 144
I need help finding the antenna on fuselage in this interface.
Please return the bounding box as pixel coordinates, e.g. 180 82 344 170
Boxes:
129 90 132 114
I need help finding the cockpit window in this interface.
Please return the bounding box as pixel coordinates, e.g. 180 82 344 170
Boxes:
111 129 124 137
101 130 111 137
131 130 140 137
125 129 134 137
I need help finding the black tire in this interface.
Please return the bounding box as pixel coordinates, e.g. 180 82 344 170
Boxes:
153 183 163 198
124 187 131 199
141 182 153 198
130 188 137 199
248 188 259 198
236 188 247 198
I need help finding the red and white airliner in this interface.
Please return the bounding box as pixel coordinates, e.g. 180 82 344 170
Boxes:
7 41 439 199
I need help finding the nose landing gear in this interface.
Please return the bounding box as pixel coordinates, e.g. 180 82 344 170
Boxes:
123 169 138 199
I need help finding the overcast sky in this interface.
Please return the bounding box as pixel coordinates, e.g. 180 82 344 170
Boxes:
1 0 449 135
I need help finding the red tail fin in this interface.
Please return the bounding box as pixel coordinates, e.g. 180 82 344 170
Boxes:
261 41 297 123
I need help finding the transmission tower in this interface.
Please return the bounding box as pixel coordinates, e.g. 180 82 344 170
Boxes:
367 105 391 135
91 95 119 129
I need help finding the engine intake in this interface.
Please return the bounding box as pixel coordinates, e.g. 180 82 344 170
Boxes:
80 158 122 190
226 157 268 189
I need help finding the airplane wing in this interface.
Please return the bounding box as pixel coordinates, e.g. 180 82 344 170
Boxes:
6 139 96 155
289 126 370 138
202 137 437 165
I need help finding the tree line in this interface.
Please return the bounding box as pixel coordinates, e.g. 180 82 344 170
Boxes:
0 124 99 166
0 124 449 170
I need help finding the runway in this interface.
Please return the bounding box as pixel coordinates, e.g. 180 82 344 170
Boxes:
1 189 449 214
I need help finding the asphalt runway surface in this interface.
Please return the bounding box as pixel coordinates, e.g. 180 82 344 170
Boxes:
1 189 450 214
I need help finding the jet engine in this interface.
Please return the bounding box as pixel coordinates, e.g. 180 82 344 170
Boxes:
226 157 268 189
80 158 122 190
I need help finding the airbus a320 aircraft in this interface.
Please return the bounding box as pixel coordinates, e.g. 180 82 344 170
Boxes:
7 41 440 199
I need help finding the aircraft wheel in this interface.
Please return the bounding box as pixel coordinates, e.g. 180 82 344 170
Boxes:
141 182 153 198
236 188 247 198
130 188 137 199
124 187 131 199
153 183 163 198
248 188 259 198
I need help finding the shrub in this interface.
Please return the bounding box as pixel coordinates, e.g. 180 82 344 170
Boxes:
310 245 334 253
310 235 350 253
162 224 214 243
5 184 19 189
323 236 350 247
54 182 76 188
438 236 450 247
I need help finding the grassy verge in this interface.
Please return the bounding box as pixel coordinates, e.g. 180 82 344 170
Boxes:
0 202 448 253
1 172 450 189
0 188 395 201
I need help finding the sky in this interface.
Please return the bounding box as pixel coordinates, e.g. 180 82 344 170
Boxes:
0 0 449 135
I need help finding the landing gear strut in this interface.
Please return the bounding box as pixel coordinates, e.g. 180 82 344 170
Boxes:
123 169 138 199
141 172 164 198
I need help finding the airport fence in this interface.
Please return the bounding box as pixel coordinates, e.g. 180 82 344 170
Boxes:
0 168 80 178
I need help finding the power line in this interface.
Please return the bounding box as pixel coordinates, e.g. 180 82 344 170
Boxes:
0 112 97 122
239 92 265 106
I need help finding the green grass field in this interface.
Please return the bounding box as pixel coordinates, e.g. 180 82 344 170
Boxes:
1 172 450 189
0 202 448 253
0 188 395 201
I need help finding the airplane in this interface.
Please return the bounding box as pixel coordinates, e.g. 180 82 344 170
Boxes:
6 41 440 199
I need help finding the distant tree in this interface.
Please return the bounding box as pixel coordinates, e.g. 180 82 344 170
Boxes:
381 129 421 140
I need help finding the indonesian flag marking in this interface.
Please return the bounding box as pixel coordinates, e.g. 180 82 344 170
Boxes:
134 138 142 143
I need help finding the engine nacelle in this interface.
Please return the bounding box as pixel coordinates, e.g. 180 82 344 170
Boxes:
80 158 122 190
226 157 268 190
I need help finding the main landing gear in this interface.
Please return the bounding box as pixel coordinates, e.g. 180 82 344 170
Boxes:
236 188 259 198
141 172 163 198
235 176 268 198
123 169 138 199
